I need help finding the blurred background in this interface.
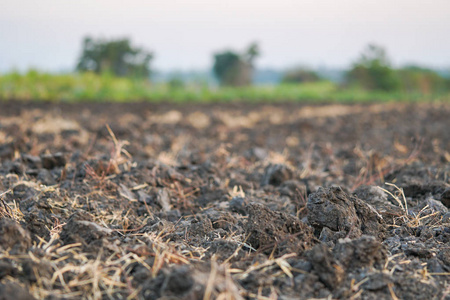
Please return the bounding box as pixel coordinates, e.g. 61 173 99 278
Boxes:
1 0 449 102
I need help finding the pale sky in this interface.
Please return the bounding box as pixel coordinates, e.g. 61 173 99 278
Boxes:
1 0 449 72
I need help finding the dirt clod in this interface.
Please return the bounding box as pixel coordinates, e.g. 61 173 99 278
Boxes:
0 219 32 254
308 187 361 234
161 265 195 297
245 202 313 253
440 187 450 208
59 213 113 249
0 282 35 300
307 186 385 239
307 243 345 289
333 235 387 269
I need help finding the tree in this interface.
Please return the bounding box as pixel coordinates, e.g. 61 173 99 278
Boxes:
76 37 153 78
244 42 260 65
213 43 260 86
281 68 321 84
346 44 400 91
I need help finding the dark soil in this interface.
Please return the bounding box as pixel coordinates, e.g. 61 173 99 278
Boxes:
0 101 449 299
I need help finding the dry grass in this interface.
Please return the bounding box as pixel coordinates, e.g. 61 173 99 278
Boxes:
378 183 408 213
0 189 13 219
234 253 297 281
229 186 245 199
0 189 25 222
0 206 209 299
378 182 446 230
203 258 244 300
351 139 422 191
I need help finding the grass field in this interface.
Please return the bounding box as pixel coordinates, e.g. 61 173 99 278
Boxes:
1 70 449 103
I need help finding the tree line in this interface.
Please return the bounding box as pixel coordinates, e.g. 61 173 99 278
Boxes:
76 36 450 94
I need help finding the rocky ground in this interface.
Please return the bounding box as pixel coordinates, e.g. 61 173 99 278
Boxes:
0 101 449 300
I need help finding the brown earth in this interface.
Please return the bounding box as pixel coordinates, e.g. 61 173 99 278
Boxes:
0 101 449 299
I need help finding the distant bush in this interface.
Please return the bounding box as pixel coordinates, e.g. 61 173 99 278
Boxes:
213 43 259 87
281 68 321 84
168 77 185 90
398 66 450 94
346 44 400 92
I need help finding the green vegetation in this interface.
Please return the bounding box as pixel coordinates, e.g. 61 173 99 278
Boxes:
398 66 450 94
76 37 153 78
1 70 449 103
1 40 449 103
343 44 450 95
281 68 321 84
345 44 401 91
